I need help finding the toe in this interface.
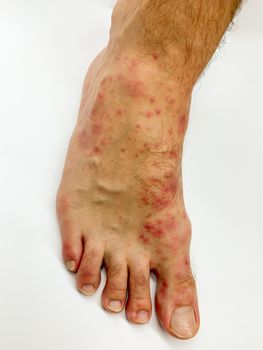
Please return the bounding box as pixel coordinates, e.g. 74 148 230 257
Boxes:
61 227 83 273
126 257 152 324
155 256 200 339
56 194 83 272
77 240 104 296
101 254 128 313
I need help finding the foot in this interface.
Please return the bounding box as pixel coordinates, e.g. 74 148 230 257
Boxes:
56 46 200 339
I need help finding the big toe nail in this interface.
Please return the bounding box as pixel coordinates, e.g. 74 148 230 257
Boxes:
170 306 197 339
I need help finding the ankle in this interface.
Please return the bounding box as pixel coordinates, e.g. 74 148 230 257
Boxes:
104 47 193 102
108 1 199 89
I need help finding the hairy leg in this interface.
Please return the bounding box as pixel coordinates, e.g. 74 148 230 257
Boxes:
57 0 242 339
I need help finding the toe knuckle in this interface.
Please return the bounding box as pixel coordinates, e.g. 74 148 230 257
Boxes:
134 269 149 288
79 267 98 280
174 273 196 291
107 284 127 293
62 241 75 257
107 263 125 278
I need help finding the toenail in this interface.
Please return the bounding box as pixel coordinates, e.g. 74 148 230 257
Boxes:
108 300 122 312
81 284 95 296
170 306 197 339
136 310 149 324
66 260 76 272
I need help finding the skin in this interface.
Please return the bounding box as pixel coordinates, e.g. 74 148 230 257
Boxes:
57 0 242 340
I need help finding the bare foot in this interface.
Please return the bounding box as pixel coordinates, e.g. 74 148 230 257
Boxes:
57 46 199 339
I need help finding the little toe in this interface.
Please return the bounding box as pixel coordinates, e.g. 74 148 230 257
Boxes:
77 241 104 296
101 254 128 313
155 258 200 339
126 258 152 324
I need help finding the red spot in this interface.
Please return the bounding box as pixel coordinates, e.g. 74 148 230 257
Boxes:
155 299 161 313
167 149 180 159
144 222 164 237
124 79 145 98
128 59 139 71
155 108 161 116
166 97 175 105
184 257 190 267
93 146 102 155
139 233 150 245
178 115 188 135
143 142 150 150
91 123 102 135
116 109 123 116
98 92 104 100
149 97 156 104
78 129 89 149
145 111 154 118
152 52 159 61
159 280 168 298
141 194 150 205
135 124 141 129
164 216 177 230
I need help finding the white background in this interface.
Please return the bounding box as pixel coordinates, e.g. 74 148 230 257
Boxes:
0 0 262 349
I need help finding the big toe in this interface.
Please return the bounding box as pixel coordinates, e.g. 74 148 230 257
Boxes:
155 258 200 339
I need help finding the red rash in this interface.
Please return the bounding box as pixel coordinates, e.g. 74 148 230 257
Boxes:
166 97 175 105
116 109 123 116
158 280 168 299
78 129 89 149
142 215 177 238
93 146 102 155
145 111 154 118
152 52 159 61
144 222 164 237
123 79 145 98
184 257 190 268
141 187 173 211
138 233 150 245
98 92 104 100
128 59 139 71
91 123 102 135
155 108 161 116
178 115 188 135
